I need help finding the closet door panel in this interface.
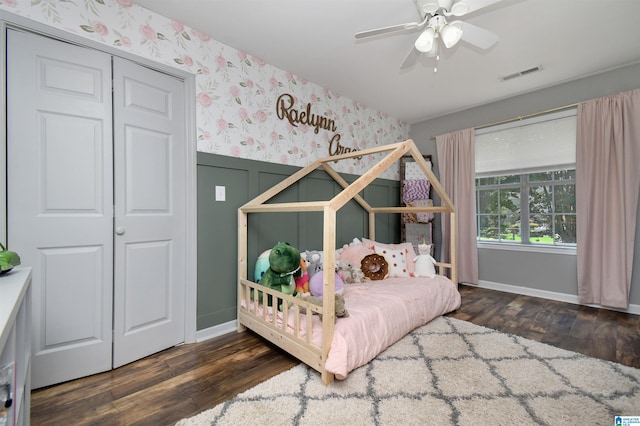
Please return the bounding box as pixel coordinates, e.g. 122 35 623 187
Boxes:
112 57 186 368
7 29 114 389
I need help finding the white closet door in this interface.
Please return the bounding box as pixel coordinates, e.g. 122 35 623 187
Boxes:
7 29 114 388
111 57 186 368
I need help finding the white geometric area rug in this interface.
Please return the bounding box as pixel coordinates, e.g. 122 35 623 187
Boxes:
176 317 640 426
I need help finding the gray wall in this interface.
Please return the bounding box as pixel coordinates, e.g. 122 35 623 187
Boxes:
409 61 640 305
197 153 401 330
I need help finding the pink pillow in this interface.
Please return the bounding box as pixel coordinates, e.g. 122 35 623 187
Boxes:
362 238 417 275
338 242 374 267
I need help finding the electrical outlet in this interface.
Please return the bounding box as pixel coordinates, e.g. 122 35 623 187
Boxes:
215 185 226 202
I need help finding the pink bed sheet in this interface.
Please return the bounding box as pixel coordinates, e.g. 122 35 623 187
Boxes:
325 275 461 379
242 275 461 380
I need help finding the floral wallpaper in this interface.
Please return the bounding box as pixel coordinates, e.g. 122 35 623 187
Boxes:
0 0 409 179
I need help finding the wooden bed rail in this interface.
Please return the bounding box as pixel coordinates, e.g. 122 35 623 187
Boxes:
238 278 327 373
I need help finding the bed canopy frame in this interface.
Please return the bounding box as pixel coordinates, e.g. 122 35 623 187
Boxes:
237 138 456 384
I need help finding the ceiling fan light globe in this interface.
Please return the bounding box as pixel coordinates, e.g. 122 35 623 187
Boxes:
451 1 470 16
441 22 463 48
426 40 440 57
415 27 436 53
420 1 440 15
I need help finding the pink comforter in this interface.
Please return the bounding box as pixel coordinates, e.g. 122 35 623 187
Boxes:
323 275 461 379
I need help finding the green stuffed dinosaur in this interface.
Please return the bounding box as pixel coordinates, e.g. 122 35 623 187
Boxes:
257 242 302 307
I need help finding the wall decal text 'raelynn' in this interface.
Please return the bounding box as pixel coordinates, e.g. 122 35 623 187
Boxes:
276 93 360 158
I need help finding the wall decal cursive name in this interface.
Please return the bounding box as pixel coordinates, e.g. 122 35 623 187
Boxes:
276 93 360 159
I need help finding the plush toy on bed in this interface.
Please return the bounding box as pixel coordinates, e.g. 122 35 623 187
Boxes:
294 257 310 295
258 242 303 306
309 270 344 296
303 250 323 279
413 243 437 278
299 293 349 322
337 260 364 284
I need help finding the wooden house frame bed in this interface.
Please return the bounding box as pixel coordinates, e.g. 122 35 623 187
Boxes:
237 139 457 385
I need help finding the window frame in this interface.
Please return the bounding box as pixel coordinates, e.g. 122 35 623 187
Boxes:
474 109 578 255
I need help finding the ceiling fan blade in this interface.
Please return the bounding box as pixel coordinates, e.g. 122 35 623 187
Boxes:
355 16 428 39
456 21 499 49
450 0 504 16
400 46 421 70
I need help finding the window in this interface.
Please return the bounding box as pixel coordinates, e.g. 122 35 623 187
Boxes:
475 109 577 248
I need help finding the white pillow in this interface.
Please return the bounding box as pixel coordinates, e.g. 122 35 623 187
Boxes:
374 245 409 278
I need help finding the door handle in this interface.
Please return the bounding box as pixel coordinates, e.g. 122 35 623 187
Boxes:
115 226 125 235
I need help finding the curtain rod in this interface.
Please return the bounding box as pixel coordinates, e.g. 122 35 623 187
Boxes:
429 102 579 140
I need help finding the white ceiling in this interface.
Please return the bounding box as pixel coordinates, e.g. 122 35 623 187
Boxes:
133 0 640 124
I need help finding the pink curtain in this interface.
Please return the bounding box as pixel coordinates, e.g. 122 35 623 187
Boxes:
436 128 478 284
577 89 640 309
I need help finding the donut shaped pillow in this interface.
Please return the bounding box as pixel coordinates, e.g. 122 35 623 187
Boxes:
360 253 389 281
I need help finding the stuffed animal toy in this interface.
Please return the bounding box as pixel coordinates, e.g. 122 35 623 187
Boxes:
303 250 323 279
299 293 349 322
258 242 303 306
337 260 364 284
294 257 310 295
254 248 271 282
309 270 344 296
413 243 437 278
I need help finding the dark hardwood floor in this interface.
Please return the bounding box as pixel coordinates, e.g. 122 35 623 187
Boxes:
31 285 640 425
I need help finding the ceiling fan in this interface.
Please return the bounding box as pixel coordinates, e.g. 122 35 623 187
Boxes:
355 0 503 71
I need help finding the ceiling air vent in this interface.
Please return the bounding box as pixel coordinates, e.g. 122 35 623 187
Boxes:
499 65 543 82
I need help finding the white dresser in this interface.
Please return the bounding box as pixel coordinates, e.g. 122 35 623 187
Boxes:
0 268 32 426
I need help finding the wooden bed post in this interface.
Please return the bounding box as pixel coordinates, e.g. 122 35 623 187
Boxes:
237 208 248 332
321 205 337 385
450 211 457 285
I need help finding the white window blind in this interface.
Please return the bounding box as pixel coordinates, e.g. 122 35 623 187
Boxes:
475 109 577 177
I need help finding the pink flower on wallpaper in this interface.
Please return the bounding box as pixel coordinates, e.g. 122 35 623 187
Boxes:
120 36 132 47
299 124 309 134
245 137 255 146
171 20 184 33
342 106 349 115
230 86 240 97
310 94 318 103
230 146 241 157
286 72 294 81
269 77 279 89
237 51 247 60
238 108 248 121
191 29 210 42
251 56 266 66
203 131 211 140
245 80 254 88
215 55 227 69
290 146 299 155
270 131 279 142
253 110 267 123
92 21 109 36
258 141 266 150
182 55 194 66
117 0 133 7
196 92 212 107
140 25 157 41
216 119 229 131
1 0 17 6
200 66 210 75
280 154 289 165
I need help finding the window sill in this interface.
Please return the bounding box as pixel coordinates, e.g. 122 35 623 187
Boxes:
477 241 576 255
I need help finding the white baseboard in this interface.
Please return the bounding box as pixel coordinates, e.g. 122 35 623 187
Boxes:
195 320 237 342
470 280 640 315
